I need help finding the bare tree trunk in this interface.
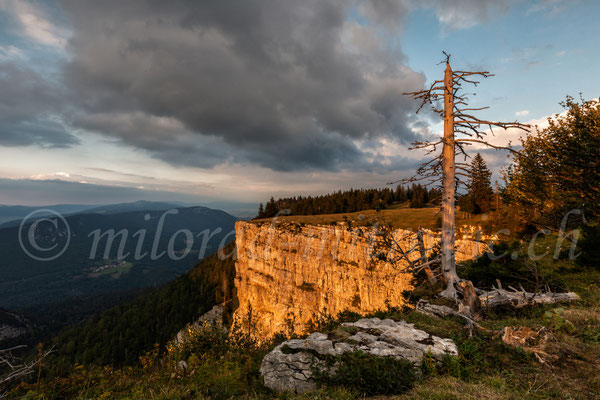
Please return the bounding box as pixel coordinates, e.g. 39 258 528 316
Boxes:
440 61 459 299
401 55 580 316
416 229 436 284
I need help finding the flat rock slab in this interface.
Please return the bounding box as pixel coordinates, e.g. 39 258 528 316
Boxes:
260 318 458 393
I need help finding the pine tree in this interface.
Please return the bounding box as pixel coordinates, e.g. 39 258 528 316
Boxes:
409 191 426 208
257 203 264 218
464 153 494 214
264 197 278 218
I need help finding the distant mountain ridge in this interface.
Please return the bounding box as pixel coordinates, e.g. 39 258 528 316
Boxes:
0 200 186 228
81 200 189 215
0 204 98 225
0 205 236 309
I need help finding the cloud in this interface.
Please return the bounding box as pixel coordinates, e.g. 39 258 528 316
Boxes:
0 0 68 47
357 0 512 31
29 171 71 180
0 0 519 175
0 62 78 148
57 0 428 172
422 0 514 30
358 0 413 30
0 45 24 60
515 110 530 117
85 168 158 181
526 0 569 16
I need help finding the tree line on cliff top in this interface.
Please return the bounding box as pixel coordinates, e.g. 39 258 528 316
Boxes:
256 184 442 219
256 154 496 220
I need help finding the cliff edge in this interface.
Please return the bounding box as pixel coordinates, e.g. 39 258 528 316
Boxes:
232 221 490 338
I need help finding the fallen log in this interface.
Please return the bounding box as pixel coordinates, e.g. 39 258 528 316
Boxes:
416 282 579 335
416 299 457 319
415 299 490 335
479 287 579 309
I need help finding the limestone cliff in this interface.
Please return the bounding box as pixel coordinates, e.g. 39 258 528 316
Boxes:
232 221 490 338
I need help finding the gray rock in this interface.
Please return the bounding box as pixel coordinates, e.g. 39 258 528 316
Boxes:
347 331 378 344
260 318 458 393
178 360 188 371
260 346 321 393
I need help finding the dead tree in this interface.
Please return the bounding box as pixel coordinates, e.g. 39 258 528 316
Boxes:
369 217 579 320
0 345 53 398
370 223 440 282
402 53 530 302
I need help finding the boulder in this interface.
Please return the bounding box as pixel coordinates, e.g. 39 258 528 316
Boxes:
260 318 458 393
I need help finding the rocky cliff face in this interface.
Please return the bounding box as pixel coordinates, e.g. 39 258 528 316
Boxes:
233 221 490 338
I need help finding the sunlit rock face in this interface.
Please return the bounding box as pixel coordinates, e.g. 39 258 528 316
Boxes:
232 221 490 338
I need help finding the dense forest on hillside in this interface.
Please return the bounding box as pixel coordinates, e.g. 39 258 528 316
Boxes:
0 206 236 310
257 184 442 218
47 242 237 370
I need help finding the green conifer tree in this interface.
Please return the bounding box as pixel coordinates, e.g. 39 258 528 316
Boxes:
464 153 494 214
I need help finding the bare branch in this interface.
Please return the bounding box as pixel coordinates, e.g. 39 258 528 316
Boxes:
0 345 54 391
454 138 521 154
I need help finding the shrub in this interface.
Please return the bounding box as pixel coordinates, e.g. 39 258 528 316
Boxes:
577 222 600 269
459 240 565 292
544 308 577 334
420 351 437 377
582 325 600 343
439 354 462 378
313 351 417 396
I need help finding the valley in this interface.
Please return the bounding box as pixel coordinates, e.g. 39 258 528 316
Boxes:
0 201 237 347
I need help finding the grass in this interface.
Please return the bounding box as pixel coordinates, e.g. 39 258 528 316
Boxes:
253 204 487 231
393 375 516 399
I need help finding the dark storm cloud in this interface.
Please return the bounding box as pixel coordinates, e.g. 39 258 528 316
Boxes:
0 62 78 147
72 111 231 169
58 0 426 171
0 118 78 148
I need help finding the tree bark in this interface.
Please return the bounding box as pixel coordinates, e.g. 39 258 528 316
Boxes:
480 288 579 309
416 229 437 284
458 280 481 316
440 61 458 299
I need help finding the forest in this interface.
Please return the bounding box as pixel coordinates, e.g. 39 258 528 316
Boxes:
256 184 442 218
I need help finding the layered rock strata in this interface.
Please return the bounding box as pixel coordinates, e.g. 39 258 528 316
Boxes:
233 221 490 338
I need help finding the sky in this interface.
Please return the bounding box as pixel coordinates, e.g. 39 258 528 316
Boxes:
0 0 598 212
